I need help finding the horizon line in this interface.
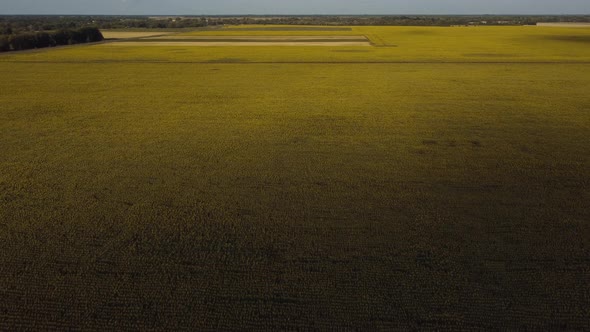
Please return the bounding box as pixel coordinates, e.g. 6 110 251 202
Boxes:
2 13 590 17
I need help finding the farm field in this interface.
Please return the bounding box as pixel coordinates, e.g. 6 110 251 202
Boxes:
101 30 180 39
0 26 589 329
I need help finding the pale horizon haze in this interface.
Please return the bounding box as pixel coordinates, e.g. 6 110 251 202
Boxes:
1 0 590 15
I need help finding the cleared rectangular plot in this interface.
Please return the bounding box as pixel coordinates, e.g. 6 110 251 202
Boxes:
146 35 368 40
111 36 372 46
222 27 353 31
536 23 590 28
111 41 373 46
101 31 178 39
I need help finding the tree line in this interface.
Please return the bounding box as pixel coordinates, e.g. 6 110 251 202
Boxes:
1 15 589 33
0 27 103 52
204 15 590 27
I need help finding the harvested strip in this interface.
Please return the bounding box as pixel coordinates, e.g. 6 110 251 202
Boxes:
101 31 176 39
536 23 590 28
131 38 369 43
110 41 373 46
146 35 369 41
222 27 353 31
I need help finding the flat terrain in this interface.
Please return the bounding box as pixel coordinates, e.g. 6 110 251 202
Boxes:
0 26 589 330
4 25 590 62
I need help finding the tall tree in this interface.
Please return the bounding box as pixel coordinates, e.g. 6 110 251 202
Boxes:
0 35 10 52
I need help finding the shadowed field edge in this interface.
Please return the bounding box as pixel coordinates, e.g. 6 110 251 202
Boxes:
1 60 590 64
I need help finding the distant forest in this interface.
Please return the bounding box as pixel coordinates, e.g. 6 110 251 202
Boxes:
1 15 590 33
0 27 103 52
1 15 589 53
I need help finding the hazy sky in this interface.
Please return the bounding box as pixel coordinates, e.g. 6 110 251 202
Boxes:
2 0 590 15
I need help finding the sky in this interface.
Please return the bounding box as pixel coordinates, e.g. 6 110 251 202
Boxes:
1 0 590 15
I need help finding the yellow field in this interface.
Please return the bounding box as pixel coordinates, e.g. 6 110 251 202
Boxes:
0 25 589 330
2 25 589 63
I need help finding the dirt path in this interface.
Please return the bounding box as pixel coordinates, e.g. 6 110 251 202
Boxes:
101 31 179 39
111 41 372 46
147 35 369 40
